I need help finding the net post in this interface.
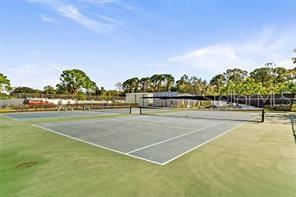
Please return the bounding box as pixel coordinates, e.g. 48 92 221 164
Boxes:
129 106 132 114
261 108 265 122
139 106 142 115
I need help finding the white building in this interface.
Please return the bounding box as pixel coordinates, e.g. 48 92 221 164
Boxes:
126 92 203 108
125 92 153 106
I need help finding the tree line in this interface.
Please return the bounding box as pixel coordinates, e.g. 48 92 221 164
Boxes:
0 50 296 98
0 69 121 99
121 50 296 95
121 64 296 95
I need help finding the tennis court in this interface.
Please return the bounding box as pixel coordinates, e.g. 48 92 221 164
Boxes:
139 106 264 122
33 110 260 165
3 108 131 120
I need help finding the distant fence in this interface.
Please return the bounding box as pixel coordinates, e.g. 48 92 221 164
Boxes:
10 93 126 101
0 93 135 113
0 99 25 108
0 93 130 112
141 93 296 111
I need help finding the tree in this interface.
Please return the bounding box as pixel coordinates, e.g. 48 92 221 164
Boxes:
272 67 287 86
286 67 296 82
250 64 274 87
277 81 296 93
236 77 266 95
11 86 40 94
56 69 96 96
43 85 56 94
150 74 165 92
224 68 248 84
209 74 226 94
122 77 139 93
176 74 191 93
122 79 132 93
130 78 140 93
219 68 247 94
139 77 151 92
85 81 97 96
93 86 105 96
101 90 119 97
163 74 175 91
56 85 68 94
0 73 12 94
190 76 207 95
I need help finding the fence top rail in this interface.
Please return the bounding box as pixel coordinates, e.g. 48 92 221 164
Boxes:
10 93 126 100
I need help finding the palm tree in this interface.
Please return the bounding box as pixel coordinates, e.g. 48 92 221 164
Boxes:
122 77 139 93
122 79 132 93
139 77 151 92
150 74 164 92
130 77 140 93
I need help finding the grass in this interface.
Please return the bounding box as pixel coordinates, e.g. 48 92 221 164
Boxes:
0 113 296 197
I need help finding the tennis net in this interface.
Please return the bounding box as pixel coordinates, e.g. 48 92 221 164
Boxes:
86 105 132 114
139 106 264 122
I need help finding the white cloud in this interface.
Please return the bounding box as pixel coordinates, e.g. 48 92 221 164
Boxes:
91 13 122 26
167 27 296 78
169 44 246 72
40 15 57 23
87 0 120 4
56 4 112 33
29 0 115 35
87 0 135 10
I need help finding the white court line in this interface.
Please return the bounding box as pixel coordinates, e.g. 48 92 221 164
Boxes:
4 110 109 115
121 119 197 130
38 116 133 127
33 120 250 165
127 121 226 154
39 118 117 127
3 110 128 120
162 121 249 165
2 115 20 121
32 124 163 165
3 110 64 115
40 116 195 131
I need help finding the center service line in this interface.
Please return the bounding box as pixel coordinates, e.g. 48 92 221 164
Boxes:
127 121 226 154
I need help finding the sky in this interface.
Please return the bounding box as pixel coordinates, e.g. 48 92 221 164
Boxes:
0 0 296 90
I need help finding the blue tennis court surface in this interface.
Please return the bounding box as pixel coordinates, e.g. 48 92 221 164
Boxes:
34 115 249 165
